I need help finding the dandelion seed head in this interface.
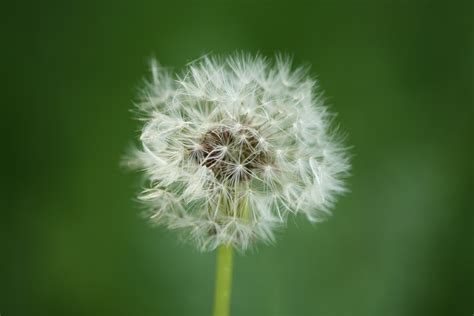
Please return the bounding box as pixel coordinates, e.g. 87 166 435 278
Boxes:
127 53 350 251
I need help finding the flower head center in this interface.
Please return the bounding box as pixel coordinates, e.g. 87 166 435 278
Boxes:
190 125 271 182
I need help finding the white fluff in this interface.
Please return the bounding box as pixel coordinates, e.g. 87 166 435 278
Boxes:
126 54 350 251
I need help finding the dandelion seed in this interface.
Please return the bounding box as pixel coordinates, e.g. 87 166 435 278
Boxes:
126 53 350 252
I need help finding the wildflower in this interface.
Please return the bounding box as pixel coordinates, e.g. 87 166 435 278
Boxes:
126 54 349 251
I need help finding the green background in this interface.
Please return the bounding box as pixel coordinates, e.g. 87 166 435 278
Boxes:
2 1 473 315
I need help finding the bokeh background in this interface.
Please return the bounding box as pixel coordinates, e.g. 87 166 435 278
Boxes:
2 0 472 315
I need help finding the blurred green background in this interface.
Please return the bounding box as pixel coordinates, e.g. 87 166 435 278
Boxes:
2 0 473 315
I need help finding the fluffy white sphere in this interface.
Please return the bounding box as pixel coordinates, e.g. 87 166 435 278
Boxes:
127 54 349 251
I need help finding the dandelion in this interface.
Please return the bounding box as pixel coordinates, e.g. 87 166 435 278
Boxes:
125 53 349 316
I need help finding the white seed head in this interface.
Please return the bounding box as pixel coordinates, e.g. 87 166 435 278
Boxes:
126 54 350 251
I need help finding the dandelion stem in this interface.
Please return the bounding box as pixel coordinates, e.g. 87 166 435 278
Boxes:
212 244 233 316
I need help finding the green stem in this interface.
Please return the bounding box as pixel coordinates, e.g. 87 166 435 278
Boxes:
212 244 233 316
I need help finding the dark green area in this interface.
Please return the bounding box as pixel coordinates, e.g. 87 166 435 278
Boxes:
1 1 472 315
